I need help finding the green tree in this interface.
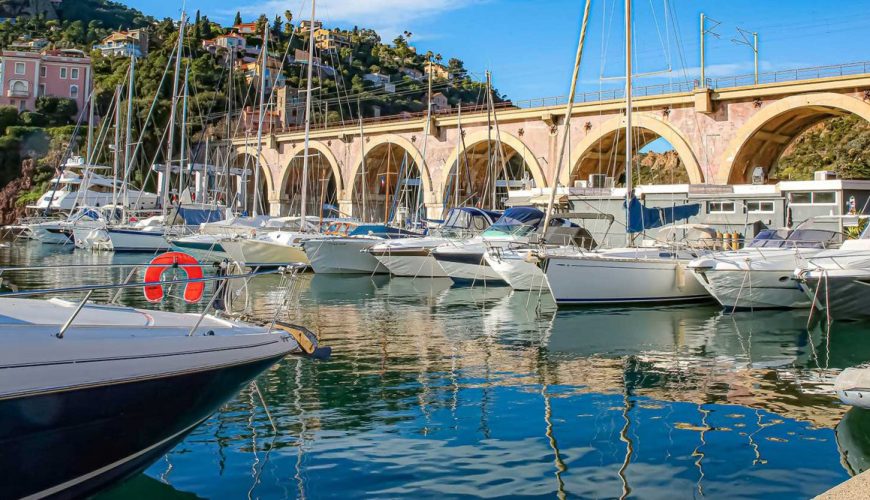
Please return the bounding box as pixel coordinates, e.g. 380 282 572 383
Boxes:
0 106 19 134
234 11 242 26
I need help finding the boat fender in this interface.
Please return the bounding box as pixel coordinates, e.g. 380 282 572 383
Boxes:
144 251 205 303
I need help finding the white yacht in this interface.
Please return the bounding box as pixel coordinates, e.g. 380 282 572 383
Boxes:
217 217 336 267
0 295 323 498
303 224 421 274
430 207 552 285
795 223 870 320
484 214 603 291
366 207 501 278
28 156 158 214
688 222 841 310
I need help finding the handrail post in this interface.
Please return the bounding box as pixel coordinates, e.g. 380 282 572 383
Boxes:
56 290 94 339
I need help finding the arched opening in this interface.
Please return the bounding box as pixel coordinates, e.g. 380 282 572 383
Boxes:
232 153 269 215
442 139 538 211
718 93 870 184
728 107 866 183
572 129 691 187
568 115 703 187
351 142 423 225
283 150 339 218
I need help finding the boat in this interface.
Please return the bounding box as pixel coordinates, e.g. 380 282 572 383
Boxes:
688 222 841 310
484 213 604 291
366 207 501 278
834 365 870 409
794 223 870 320
0 262 327 497
217 217 340 267
302 224 420 274
26 156 159 215
106 215 174 252
430 207 555 285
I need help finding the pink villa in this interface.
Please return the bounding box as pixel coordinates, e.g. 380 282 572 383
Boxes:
0 48 91 115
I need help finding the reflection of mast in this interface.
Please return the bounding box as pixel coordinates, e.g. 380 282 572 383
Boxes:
542 385 567 500
294 359 307 499
618 359 634 500
692 404 710 497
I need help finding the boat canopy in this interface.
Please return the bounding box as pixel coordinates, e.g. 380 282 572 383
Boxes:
349 224 421 237
442 207 502 230
625 196 700 234
177 207 226 226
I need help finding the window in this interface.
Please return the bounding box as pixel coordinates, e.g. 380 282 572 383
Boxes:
69 84 78 99
708 201 735 214
789 191 836 205
70 68 79 80
814 191 836 204
59 67 67 79
39 66 46 78
747 201 775 213
14 62 25 75
38 83 45 97
17 100 24 112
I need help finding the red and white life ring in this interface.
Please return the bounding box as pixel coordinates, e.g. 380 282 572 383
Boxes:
143 251 205 303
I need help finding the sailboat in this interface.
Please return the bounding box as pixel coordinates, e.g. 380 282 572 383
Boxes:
539 0 712 306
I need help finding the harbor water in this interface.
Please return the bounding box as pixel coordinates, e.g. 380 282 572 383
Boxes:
4 241 870 499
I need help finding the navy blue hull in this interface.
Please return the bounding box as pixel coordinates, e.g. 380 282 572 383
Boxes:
0 355 285 498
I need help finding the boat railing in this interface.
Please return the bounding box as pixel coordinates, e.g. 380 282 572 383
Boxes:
0 261 305 338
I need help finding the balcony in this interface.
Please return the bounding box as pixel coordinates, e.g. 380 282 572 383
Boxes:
6 88 29 97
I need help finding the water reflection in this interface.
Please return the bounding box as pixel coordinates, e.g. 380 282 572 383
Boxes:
1 242 866 498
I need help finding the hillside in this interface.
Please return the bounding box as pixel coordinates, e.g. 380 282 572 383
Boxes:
773 115 870 180
0 1 500 221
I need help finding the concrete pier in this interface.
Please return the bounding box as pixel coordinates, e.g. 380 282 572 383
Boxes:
816 469 870 499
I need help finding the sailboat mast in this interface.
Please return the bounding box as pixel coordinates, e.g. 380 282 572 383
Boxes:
253 25 269 217
486 70 494 210
416 54 434 226
357 99 367 220
163 12 186 216
112 85 121 209
454 102 462 209
624 0 634 247
541 0 592 234
179 65 190 202
123 55 135 217
85 88 95 165
300 0 317 224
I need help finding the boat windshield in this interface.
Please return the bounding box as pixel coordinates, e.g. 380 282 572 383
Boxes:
441 208 499 233
483 207 544 237
748 227 839 249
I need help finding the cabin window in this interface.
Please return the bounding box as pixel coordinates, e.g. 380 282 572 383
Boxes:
789 191 836 205
14 62 25 75
746 201 775 213
707 201 735 214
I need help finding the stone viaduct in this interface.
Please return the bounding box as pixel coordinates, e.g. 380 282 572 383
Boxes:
230 63 870 218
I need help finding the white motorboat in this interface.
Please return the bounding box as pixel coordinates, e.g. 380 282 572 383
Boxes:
28 156 159 214
26 218 74 245
795 226 870 320
366 207 501 278
834 365 870 409
303 224 420 274
688 224 841 310
431 207 550 285
544 244 711 305
0 294 325 498
106 216 173 252
217 217 340 267
484 217 600 291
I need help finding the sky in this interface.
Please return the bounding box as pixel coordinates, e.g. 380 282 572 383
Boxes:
123 0 870 105
122 0 870 153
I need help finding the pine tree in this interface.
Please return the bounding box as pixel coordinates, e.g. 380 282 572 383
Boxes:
233 11 242 26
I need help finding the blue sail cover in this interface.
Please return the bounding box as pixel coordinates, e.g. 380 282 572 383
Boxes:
625 196 700 233
177 207 225 225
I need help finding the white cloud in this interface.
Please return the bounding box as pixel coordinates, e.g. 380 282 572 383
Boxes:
230 0 482 39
